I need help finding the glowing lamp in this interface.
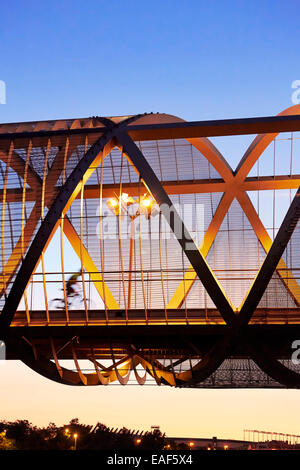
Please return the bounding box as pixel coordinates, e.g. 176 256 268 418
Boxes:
141 198 151 208
108 198 118 208
121 193 134 205
107 197 120 215
140 194 155 218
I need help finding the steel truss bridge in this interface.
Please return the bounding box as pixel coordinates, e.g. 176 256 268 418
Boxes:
0 106 300 387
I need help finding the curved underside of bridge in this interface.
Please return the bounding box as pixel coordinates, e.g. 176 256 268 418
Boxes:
0 106 300 387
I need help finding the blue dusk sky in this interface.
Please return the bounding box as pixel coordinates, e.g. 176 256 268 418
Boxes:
0 0 300 439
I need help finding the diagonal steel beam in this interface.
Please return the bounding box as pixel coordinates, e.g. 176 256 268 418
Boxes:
0 137 120 310
169 105 300 309
116 131 236 326
0 116 143 335
238 187 300 326
167 192 234 309
0 129 116 334
0 141 75 296
236 191 300 307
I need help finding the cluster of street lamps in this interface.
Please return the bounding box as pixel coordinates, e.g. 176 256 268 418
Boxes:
107 192 156 219
64 428 78 450
106 192 156 310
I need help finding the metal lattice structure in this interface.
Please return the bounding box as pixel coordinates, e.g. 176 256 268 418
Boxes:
0 106 300 387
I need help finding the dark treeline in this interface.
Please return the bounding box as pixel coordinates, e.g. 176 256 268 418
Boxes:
0 418 187 450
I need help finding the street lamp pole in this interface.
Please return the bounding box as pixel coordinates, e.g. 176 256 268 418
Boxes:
127 215 136 310
74 433 78 450
107 193 155 312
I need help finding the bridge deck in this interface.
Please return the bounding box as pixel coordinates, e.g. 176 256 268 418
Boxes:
11 308 300 327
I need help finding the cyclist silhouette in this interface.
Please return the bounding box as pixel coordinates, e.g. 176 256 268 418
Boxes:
66 270 81 298
52 269 83 309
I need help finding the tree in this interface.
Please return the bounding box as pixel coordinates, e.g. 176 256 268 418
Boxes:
54 418 93 450
5 420 32 442
0 421 8 433
139 429 167 450
0 418 167 450
0 432 16 450
114 427 136 450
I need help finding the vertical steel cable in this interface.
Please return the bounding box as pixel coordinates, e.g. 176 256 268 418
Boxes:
6 177 14 255
226 207 232 305
273 139 276 241
21 141 32 257
172 139 179 183
110 151 116 184
1 141 14 298
127 156 134 311
84 137 91 309
257 154 260 284
79 139 89 322
30 262 34 312
156 138 165 311
242 203 246 309
273 138 278 307
155 141 163 181
148 216 152 310
41 139 51 323
290 132 293 179
26 198 34 312
127 215 135 310
99 146 108 322
80 180 89 321
138 177 147 321
118 151 128 320
159 210 167 322
60 137 70 323
194 193 201 311
134 219 137 310
164 217 170 303
208 163 215 319
190 142 196 181
288 132 294 300
95 158 101 312
21 140 32 324
126 156 132 183
179 195 188 322
0 161 14 307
